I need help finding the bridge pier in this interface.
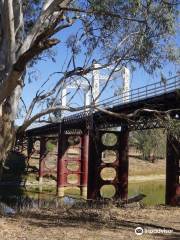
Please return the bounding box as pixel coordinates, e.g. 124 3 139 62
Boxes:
57 132 65 197
39 137 46 190
27 136 34 160
87 127 129 201
80 131 89 198
166 133 180 206
118 129 129 200
57 131 84 197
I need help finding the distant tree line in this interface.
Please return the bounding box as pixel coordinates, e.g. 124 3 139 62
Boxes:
130 129 166 162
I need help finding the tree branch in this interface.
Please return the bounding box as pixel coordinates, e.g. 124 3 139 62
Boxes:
18 105 87 133
19 0 72 55
20 97 28 115
59 6 146 23
0 38 59 104
96 107 180 121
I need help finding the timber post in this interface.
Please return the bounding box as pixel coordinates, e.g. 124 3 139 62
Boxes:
57 132 65 197
80 131 89 198
39 137 46 191
27 136 33 160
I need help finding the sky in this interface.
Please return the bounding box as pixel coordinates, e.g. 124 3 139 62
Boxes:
15 18 180 127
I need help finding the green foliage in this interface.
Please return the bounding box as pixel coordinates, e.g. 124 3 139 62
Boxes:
46 141 55 152
129 180 165 205
77 0 179 73
101 133 117 146
168 119 180 140
23 0 43 33
21 0 179 77
130 129 166 161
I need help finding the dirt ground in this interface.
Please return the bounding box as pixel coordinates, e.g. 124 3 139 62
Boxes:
0 205 179 240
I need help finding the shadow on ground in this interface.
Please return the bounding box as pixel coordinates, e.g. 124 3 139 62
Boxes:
18 205 180 239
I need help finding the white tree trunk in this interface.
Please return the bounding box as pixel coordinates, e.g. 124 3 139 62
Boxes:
0 0 23 174
0 0 72 176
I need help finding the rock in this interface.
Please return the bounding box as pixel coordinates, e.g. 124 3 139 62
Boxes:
0 202 16 216
116 193 146 207
127 193 146 203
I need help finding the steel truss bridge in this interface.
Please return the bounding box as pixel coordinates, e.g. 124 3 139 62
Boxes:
22 75 180 206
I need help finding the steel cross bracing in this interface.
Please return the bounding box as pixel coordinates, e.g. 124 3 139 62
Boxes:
26 75 180 136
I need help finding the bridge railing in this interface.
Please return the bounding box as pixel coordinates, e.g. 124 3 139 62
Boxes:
63 75 180 122
130 75 179 102
101 75 180 108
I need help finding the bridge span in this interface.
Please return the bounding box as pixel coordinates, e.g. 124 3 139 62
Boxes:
21 75 180 206
27 75 180 134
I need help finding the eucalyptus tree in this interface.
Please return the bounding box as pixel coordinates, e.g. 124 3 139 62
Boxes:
131 129 167 161
0 0 178 172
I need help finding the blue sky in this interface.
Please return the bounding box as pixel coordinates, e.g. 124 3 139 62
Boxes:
16 20 180 126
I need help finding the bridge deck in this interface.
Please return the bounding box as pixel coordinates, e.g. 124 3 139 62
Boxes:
26 76 180 136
